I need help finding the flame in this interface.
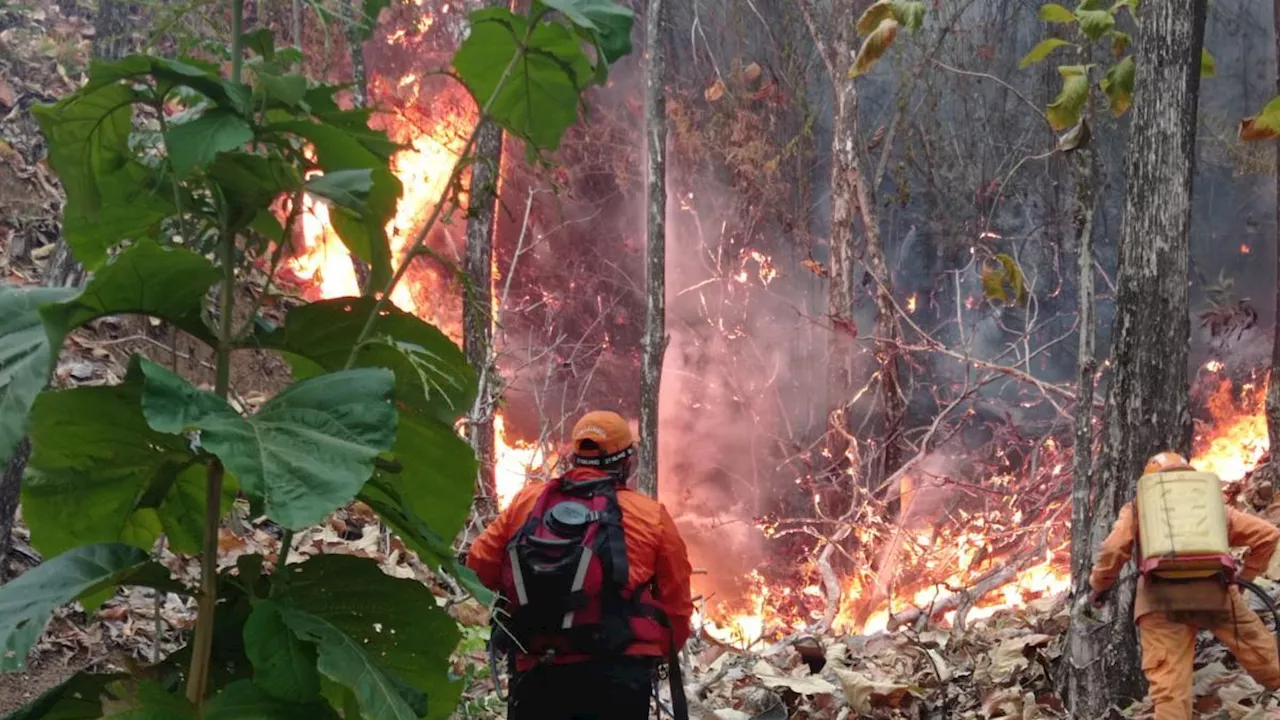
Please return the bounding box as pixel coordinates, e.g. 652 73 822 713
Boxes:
906 293 918 313
699 369 1270 644
1191 373 1269 482
1241 244 1252 254
493 414 558 509
284 81 473 329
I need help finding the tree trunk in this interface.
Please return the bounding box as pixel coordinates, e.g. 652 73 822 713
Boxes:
292 0 303 48
0 440 28 581
799 2 903 496
1269 0 1280 461
346 0 372 290
1065 1 1206 715
637 0 667 499
1068 139 1097 592
464 113 502 518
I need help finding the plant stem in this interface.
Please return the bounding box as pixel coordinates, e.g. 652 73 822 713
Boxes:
341 22 530 371
275 528 294 578
186 1 244 709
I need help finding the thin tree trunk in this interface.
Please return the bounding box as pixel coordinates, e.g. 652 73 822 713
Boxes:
463 108 502 518
292 0 303 48
1065 1 1206 715
637 0 667 499
0 440 28 582
798 2 902 497
346 0 371 290
1068 140 1097 591
1269 0 1280 462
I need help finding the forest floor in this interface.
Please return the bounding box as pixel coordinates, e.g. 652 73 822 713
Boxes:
4 2 1280 719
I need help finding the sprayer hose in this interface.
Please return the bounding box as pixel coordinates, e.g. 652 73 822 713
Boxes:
1235 578 1280 657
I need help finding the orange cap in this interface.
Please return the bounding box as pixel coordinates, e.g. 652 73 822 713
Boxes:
571 410 633 458
1144 451 1192 474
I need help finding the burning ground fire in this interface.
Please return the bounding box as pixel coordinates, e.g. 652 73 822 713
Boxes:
276 45 1272 653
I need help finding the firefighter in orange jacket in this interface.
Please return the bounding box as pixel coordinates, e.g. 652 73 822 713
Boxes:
1090 451 1280 720
466 410 694 720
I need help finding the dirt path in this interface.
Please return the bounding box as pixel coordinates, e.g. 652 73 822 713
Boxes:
0 658 79 715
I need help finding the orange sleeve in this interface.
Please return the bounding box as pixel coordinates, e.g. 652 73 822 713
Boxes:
654 504 694 652
465 485 540 590
1227 507 1280 581
1089 503 1135 594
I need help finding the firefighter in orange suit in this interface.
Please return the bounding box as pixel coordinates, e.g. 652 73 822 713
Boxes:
466 410 694 720
1090 451 1280 720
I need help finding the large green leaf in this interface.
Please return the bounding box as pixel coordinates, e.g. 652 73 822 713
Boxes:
206 680 339 720
1074 9 1113 40
164 109 254 178
31 83 171 270
88 56 251 115
275 553 462 720
0 544 179 671
0 286 78 463
268 121 398 290
1100 56 1135 117
208 152 302 234
2 671 122 720
98 678 195 719
1 239 216 463
39 238 219 345
244 603 321 704
155 463 241 555
1019 38 1071 69
1037 3 1075 22
454 7 595 152
21 373 234 558
537 0 635 63
358 411 475 556
256 298 476 425
138 359 397 529
304 169 375 215
1047 65 1090 131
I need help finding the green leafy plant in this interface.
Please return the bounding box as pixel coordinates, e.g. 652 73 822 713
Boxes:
1021 1 1133 132
0 0 633 717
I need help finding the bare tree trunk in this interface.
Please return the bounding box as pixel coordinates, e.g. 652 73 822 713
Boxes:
798 2 903 497
464 114 502 518
0 440 28 582
1269 0 1280 462
1065 1 1206 715
292 0 303 47
637 0 667 499
1068 141 1097 589
346 0 371 290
